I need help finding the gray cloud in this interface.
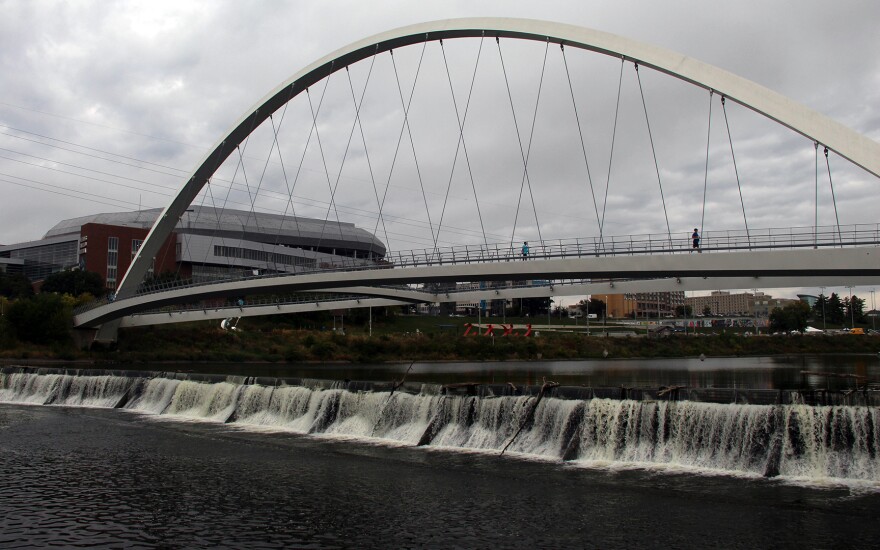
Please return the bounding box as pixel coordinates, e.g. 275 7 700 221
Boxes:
1 0 877 299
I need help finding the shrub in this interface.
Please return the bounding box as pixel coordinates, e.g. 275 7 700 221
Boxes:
5 294 71 344
311 341 336 359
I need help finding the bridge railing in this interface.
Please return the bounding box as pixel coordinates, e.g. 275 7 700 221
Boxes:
383 223 880 267
72 223 880 317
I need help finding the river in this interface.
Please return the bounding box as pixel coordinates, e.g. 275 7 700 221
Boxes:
1 355 879 548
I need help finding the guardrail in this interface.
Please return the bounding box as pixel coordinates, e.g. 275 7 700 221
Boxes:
72 223 880 318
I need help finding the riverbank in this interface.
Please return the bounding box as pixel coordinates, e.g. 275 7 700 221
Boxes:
2 321 879 363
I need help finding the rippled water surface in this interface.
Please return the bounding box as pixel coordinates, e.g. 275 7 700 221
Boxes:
130 354 880 390
2 404 879 549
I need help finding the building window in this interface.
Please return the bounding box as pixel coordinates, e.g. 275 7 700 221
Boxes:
107 236 119 290
132 239 143 256
213 245 316 268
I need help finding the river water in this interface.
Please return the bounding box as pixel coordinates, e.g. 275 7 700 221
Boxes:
125 354 880 390
2 356 879 548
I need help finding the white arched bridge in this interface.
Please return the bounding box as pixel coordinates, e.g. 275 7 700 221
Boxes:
73 18 880 340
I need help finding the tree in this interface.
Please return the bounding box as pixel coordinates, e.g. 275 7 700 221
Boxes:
826 293 845 325
812 293 828 323
5 293 71 344
578 298 605 317
0 272 33 299
41 269 105 297
769 302 811 333
675 305 693 317
702 305 712 317
845 295 866 325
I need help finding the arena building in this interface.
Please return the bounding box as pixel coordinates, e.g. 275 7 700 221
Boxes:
0 206 386 289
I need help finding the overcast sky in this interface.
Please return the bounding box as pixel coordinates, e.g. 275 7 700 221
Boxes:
1 0 878 302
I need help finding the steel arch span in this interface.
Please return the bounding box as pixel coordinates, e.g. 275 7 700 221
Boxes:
114 17 880 307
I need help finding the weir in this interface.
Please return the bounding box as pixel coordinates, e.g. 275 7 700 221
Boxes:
2 366 878 482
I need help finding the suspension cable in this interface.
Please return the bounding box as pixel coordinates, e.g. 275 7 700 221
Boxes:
316 61 380 250
435 37 489 256
379 43 430 257
303 89 336 236
233 142 269 268
600 57 625 252
700 90 714 243
720 96 751 246
243 111 292 273
265 108 301 272
269 88 303 240
315 58 376 254
287 76 332 240
634 63 672 248
824 146 843 245
560 43 601 236
497 36 544 248
344 52 391 259
206 122 255 275
196 177 225 268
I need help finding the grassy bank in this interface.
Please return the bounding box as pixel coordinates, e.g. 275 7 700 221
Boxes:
2 317 879 364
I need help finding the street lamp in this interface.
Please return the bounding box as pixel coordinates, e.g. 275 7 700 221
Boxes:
846 286 855 329
753 289 760 335
871 289 876 331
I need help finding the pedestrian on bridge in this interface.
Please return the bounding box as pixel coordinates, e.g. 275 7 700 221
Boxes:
522 241 529 260
692 229 701 253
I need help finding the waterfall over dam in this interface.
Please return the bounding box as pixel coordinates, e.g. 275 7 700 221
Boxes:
2 366 878 483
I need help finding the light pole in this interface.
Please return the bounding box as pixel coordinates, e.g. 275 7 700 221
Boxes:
870 288 876 331
586 298 591 336
753 289 760 335
846 286 855 329
819 286 826 330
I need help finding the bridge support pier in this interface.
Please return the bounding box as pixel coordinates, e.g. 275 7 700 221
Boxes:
70 327 99 349
93 320 121 346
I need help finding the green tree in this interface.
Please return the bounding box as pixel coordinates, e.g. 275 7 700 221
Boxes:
843 296 867 324
702 305 712 317
578 298 606 317
826 293 845 325
769 301 811 333
675 305 693 317
5 293 71 344
812 294 828 323
0 272 33 299
41 269 105 297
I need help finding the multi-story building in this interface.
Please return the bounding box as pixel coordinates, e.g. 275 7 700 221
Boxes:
592 291 685 319
0 206 385 290
685 290 796 317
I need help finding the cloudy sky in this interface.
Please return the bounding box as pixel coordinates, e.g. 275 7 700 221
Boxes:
1 0 878 301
